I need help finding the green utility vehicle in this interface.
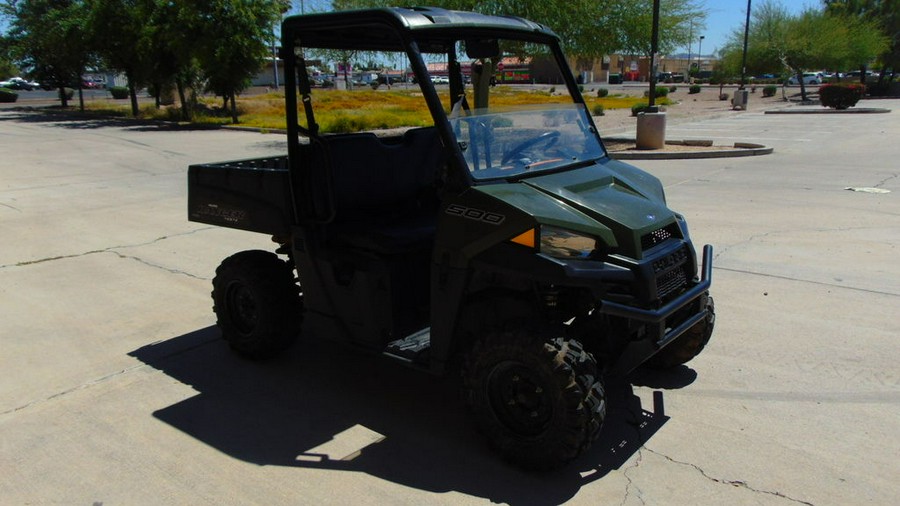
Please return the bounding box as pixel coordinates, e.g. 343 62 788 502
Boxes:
188 7 714 470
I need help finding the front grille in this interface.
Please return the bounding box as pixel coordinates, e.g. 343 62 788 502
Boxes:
657 267 688 300
653 246 690 300
641 223 681 251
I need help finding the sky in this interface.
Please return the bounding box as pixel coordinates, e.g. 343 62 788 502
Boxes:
692 0 816 56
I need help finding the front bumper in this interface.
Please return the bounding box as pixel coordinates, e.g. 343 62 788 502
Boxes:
601 244 713 374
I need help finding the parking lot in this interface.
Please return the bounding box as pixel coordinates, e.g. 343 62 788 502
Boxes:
1 103 898 505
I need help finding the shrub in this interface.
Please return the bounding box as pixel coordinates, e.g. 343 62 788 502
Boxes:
592 103 605 116
668 85 677 93
578 84 584 93
643 86 668 98
0 88 18 103
549 86 556 94
109 86 129 99
762 85 777 97
597 88 609 98
819 83 865 109
62 88 75 100
719 93 729 101
631 102 649 116
689 84 701 94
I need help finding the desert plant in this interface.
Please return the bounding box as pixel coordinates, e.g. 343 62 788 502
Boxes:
689 84 701 94
819 83 865 109
0 88 18 103
597 88 609 98
549 86 556 93
631 102 649 116
109 86 129 99
592 103 605 116
643 86 668 98
762 85 777 97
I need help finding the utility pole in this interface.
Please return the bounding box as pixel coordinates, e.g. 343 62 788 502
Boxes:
740 0 752 89
648 0 660 110
687 21 693 81
697 35 705 73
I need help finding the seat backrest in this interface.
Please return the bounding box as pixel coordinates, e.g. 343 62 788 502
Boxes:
323 127 442 222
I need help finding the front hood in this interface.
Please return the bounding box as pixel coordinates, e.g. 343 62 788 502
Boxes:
478 158 677 258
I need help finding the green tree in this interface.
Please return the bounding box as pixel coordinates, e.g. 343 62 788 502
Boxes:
612 0 706 58
4 0 94 108
718 1 885 101
0 35 20 77
86 0 154 116
824 0 898 83
332 0 704 70
173 0 286 123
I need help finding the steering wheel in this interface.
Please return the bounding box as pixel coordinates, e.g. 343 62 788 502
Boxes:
501 131 561 165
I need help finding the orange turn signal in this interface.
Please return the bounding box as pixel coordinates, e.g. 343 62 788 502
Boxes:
510 228 536 249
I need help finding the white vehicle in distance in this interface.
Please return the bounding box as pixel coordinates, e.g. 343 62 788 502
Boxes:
787 72 823 85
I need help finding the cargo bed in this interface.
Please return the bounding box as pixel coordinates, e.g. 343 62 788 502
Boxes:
188 155 294 235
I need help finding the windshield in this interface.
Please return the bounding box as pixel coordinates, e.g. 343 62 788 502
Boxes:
449 104 605 180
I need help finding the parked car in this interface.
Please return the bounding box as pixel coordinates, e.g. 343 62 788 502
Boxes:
844 70 877 82
787 72 822 85
0 77 40 90
430 75 449 84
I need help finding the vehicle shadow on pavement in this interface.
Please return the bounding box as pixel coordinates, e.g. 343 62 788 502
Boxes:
130 327 681 505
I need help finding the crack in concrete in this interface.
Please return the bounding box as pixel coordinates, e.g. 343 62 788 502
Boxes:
1 227 216 275
873 172 898 188
714 265 899 297
109 251 208 280
643 448 815 505
617 395 653 506
0 365 146 417
0 201 21 212
619 449 645 506
1 334 221 418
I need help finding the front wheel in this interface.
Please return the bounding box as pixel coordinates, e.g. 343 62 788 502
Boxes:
462 330 606 470
212 250 302 359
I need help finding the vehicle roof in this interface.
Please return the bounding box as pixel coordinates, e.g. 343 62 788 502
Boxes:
281 7 558 53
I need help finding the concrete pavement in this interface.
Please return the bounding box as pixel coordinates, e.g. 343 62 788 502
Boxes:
1 103 898 505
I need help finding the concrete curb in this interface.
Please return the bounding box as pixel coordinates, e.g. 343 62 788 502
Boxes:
764 107 890 115
605 138 774 160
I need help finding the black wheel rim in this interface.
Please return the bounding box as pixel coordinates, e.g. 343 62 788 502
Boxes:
486 361 554 437
226 281 258 335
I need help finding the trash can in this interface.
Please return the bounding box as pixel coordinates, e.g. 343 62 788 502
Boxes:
732 88 749 110
608 73 622 85
636 111 666 150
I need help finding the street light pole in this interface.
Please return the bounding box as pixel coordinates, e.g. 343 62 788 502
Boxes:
740 0 752 89
697 35 705 74
272 26 279 90
648 0 660 109
687 21 693 80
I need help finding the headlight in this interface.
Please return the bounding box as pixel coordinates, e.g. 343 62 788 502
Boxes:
540 226 600 260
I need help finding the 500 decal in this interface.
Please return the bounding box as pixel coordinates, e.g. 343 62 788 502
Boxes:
445 204 505 225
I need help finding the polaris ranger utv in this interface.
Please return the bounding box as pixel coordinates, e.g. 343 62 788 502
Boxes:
188 7 714 470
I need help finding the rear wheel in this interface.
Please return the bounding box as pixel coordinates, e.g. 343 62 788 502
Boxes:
462 329 606 470
645 295 715 369
212 250 302 359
